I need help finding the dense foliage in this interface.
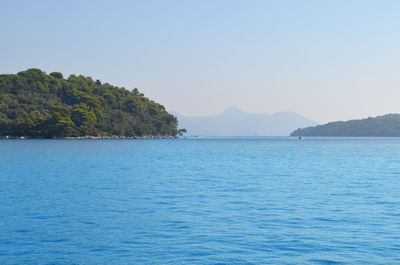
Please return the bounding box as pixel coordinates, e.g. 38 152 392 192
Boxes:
0 69 178 137
291 114 400 136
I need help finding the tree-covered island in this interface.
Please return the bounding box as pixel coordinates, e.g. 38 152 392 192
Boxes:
0 68 180 138
291 114 400 137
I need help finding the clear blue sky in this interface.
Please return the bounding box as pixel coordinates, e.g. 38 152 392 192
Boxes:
1 0 400 123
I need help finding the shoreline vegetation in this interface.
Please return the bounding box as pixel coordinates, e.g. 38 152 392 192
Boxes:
0 135 177 139
0 69 182 138
291 114 400 137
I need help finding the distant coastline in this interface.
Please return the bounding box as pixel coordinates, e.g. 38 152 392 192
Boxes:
291 114 400 137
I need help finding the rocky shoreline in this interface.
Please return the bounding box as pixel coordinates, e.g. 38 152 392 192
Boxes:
0 135 177 140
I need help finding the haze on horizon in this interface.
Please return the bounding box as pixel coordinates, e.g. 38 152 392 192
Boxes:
1 0 400 124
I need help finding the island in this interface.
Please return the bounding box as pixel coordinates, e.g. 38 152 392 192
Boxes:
291 114 400 137
0 68 180 138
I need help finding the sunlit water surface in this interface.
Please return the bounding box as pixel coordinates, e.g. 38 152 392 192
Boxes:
1 137 400 264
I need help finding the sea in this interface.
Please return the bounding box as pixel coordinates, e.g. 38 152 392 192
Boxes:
0 137 400 264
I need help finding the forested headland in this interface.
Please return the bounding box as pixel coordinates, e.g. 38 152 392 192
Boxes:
291 114 400 136
0 68 179 138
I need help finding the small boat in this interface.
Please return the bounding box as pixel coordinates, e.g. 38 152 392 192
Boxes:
298 136 303 140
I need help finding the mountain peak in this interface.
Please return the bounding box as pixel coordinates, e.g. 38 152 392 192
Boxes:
221 106 246 115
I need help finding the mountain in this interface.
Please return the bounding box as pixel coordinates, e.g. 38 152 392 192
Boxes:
174 106 318 136
0 68 178 138
291 114 400 137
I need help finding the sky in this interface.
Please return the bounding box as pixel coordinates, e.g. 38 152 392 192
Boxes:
1 0 400 123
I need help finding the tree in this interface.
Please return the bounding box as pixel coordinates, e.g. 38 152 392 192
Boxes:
132 88 139 96
178 128 187 136
50 72 63 79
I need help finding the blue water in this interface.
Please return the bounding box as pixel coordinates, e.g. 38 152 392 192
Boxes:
1 137 400 264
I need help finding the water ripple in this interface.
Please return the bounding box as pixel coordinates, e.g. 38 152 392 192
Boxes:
1 138 400 264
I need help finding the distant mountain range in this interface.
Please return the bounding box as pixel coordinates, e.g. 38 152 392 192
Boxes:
291 114 400 137
173 106 318 136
